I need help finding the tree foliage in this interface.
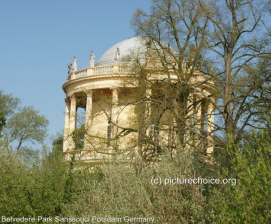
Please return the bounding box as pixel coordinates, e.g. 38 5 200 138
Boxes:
200 0 271 150
130 0 271 155
0 91 48 153
0 98 6 136
119 0 216 160
4 106 48 150
209 131 271 223
0 136 75 217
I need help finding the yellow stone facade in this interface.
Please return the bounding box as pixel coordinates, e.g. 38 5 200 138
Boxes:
62 37 216 162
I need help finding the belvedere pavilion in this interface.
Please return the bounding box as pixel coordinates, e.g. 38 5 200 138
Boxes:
62 36 216 162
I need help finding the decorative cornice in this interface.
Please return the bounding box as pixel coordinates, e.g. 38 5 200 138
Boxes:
62 73 132 93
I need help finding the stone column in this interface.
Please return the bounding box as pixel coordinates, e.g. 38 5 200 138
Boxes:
84 90 93 150
194 94 202 131
63 98 70 152
110 88 119 142
69 95 77 150
146 87 153 139
183 93 194 149
191 94 203 151
206 101 214 154
112 88 119 122
146 87 152 119
186 93 194 126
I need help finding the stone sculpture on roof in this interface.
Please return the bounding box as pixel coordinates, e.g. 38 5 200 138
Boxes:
114 47 120 63
90 51 95 67
67 56 77 74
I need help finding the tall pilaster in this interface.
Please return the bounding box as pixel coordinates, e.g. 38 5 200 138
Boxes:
137 86 152 155
194 94 202 132
63 98 70 152
146 86 153 140
110 88 119 143
186 93 194 126
183 93 194 149
146 86 152 122
206 101 214 154
84 90 93 150
112 88 119 122
69 95 77 150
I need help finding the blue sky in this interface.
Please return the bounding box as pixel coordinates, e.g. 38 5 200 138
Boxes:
0 0 151 140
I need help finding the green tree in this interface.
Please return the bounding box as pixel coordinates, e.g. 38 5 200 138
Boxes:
199 0 271 151
60 154 212 223
130 0 271 154
209 131 271 223
28 135 67 216
127 0 214 159
0 98 6 136
0 91 49 165
0 150 35 216
0 135 77 217
0 91 20 118
0 91 20 137
73 124 85 150
3 106 48 151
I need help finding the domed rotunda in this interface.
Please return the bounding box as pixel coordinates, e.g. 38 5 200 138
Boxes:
62 36 216 162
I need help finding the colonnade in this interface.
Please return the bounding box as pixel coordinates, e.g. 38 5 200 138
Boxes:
194 94 215 153
63 88 215 154
63 88 120 152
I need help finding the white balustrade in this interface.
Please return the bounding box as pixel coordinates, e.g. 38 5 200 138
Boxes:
71 65 131 80
76 69 87 76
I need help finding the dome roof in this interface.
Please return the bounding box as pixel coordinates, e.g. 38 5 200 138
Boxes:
96 36 147 66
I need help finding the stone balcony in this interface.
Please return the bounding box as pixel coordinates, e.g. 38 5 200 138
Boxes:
67 65 132 81
66 64 214 87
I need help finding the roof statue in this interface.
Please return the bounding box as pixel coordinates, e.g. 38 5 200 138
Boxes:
114 47 120 63
90 51 95 67
67 56 77 74
72 56 77 71
67 63 72 74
